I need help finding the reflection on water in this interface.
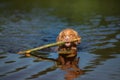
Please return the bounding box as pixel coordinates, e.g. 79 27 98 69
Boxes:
62 61 83 80
0 0 120 80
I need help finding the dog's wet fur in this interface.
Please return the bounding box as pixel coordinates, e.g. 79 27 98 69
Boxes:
56 28 81 65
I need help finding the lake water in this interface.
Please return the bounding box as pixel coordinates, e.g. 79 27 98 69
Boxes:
0 0 120 80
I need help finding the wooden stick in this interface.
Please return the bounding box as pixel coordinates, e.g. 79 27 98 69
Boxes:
18 38 79 54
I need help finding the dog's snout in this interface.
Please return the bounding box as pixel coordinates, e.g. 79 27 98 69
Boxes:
65 36 70 41
66 36 69 39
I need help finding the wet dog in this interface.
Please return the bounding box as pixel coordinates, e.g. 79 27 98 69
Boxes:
56 28 81 65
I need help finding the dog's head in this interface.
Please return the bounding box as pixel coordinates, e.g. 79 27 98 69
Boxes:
57 28 81 47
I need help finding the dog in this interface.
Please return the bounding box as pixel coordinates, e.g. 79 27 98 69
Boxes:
56 28 81 65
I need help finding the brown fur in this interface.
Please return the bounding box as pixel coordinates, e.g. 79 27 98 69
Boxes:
56 28 81 65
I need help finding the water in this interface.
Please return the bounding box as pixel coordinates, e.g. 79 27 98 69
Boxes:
0 0 120 80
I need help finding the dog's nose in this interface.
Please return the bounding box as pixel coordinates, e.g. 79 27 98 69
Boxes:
65 36 70 41
66 36 69 39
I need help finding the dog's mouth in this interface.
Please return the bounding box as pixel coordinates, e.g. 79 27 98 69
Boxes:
63 37 72 47
65 42 71 47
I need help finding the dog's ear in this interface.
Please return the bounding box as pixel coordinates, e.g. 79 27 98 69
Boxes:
72 31 81 44
76 35 81 44
72 30 80 38
56 31 64 42
56 35 60 42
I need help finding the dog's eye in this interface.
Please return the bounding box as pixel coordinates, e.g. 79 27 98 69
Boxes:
61 35 65 38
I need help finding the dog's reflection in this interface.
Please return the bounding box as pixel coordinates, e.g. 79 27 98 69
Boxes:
57 57 83 80
65 69 83 80
29 53 83 80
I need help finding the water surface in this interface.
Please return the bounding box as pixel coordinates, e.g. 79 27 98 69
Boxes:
0 0 120 80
